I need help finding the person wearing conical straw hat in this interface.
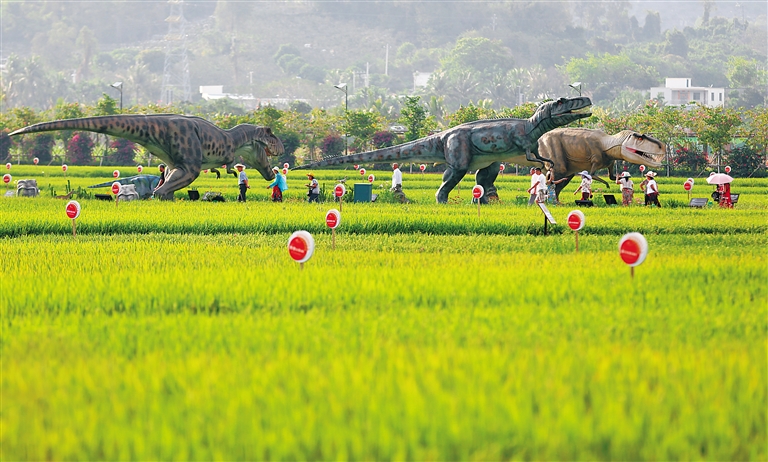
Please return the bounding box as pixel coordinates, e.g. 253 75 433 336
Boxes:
306 173 320 203
644 171 661 207
573 170 592 201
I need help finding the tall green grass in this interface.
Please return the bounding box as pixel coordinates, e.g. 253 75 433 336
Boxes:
2 166 766 460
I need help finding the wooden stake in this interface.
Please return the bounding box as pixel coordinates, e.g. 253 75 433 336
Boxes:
72 218 76 237
477 199 481 218
575 230 579 252
332 228 336 250
630 266 635 279
300 262 304 271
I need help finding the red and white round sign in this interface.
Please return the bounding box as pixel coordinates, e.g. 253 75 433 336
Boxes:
282 168 288 175
284 162 290 169
687 178 694 184
618 232 648 267
359 168 366 176
639 165 645 172
325 208 341 229
334 183 346 198
683 181 692 191
472 185 484 199
724 165 731 174
204 169 208 174
710 171 716 176
287 230 315 263
566 210 585 231
499 164 506 171
367 174 375 183
111 182 121 195
113 169 120 178
33 157 39 165
137 165 143 173
3 174 11 184
62 164 68 172
4 163 10 170
65 200 81 220
420 164 426 172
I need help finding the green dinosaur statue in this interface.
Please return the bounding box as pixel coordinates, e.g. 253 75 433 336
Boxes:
295 97 592 203
10 114 284 199
537 128 666 199
88 174 161 199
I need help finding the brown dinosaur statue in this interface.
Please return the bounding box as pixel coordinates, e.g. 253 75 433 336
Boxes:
538 128 666 199
10 114 284 199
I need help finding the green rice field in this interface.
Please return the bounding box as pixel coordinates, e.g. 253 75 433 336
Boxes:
2 166 766 460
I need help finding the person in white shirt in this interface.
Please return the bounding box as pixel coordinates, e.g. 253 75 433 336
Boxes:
644 171 661 207
527 168 537 205
235 163 249 202
391 163 408 202
527 167 547 203
305 173 320 203
616 171 634 206
573 170 592 201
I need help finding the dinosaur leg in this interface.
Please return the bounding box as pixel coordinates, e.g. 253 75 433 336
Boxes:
525 148 553 168
152 131 203 200
210 168 222 179
475 162 501 204
436 133 472 203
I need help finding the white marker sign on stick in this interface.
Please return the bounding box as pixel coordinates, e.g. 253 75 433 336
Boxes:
288 230 315 269
618 232 649 279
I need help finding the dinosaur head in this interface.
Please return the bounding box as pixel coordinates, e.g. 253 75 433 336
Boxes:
617 132 665 167
234 126 285 180
534 96 593 128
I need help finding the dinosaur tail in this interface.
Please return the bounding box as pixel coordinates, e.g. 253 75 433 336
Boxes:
294 136 444 170
9 115 155 138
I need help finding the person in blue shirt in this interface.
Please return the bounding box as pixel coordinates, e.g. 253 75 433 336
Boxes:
235 163 249 202
266 166 288 202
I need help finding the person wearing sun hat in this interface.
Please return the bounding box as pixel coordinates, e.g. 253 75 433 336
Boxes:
573 170 593 201
644 170 661 207
234 163 249 202
266 166 288 202
616 170 634 206
305 172 320 203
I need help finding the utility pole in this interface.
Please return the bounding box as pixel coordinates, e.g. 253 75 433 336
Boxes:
161 0 191 104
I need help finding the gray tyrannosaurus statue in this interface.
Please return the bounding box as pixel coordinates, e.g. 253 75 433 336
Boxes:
296 96 592 203
10 114 284 199
537 128 666 200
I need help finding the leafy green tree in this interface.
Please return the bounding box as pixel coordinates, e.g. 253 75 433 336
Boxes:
29 134 55 164
92 94 119 116
346 110 384 151
398 96 429 142
560 52 659 103
688 104 742 169
444 103 495 128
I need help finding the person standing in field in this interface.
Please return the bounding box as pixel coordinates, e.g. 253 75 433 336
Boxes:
527 168 538 205
573 170 592 201
545 168 566 205
235 163 249 202
617 171 634 206
391 163 408 203
644 171 661 207
267 166 288 202
306 173 320 203
157 163 167 188
527 166 547 203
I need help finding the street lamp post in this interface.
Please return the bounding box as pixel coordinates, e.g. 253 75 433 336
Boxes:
110 81 123 113
334 83 349 157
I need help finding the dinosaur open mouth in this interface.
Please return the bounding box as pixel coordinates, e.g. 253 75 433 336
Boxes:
626 147 661 161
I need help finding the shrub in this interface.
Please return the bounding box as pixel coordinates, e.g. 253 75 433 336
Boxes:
67 132 94 165
321 134 345 159
27 134 55 164
372 130 395 149
110 138 138 165
727 145 765 177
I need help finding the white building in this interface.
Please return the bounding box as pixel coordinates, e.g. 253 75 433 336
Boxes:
650 78 725 108
199 85 305 109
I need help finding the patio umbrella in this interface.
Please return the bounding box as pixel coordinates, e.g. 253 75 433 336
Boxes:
706 173 734 185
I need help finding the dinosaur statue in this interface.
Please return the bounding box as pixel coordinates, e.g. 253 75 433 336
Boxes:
10 114 284 199
296 96 592 203
89 175 161 199
537 128 665 200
